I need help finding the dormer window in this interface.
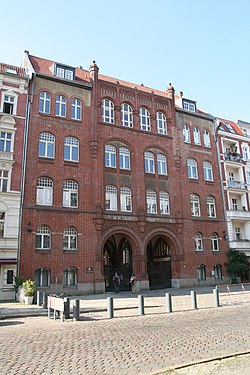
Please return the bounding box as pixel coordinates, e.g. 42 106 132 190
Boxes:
182 100 196 112
56 65 74 80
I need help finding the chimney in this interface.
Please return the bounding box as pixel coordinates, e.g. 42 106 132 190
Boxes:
89 60 99 81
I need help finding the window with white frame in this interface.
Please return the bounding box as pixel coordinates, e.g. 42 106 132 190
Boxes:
105 145 116 168
232 198 238 211
159 191 170 214
214 264 222 279
203 161 213 181
36 177 53 206
38 133 55 158
0 170 8 192
102 99 114 123
157 154 167 175
146 190 157 214
197 264 206 280
156 112 167 135
211 233 219 251
55 95 66 117
194 233 203 251
121 103 133 127
139 107 150 131
119 147 130 170
105 185 117 211
0 132 12 152
2 94 15 114
190 194 201 216
187 158 198 179
35 268 50 287
243 146 249 160
144 152 155 173
203 129 211 147
64 137 79 162
120 187 132 212
183 125 191 143
63 227 77 250
246 171 250 185
71 99 81 120
39 92 51 114
35 225 51 249
0 212 5 237
63 268 77 287
235 227 241 240
193 127 201 145
207 196 216 217
56 67 74 80
63 180 78 208
183 101 196 112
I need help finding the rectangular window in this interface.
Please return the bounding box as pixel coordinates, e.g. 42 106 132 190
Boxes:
3 95 15 114
0 212 5 237
7 270 14 285
0 170 8 192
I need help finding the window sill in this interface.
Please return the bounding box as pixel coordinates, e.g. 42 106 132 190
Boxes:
63 285 77 288
35 249 51 253
63 249 77 252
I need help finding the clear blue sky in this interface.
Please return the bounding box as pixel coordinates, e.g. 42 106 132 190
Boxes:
1 0 249 121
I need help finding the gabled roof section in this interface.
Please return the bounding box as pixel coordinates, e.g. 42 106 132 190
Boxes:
0 63 27 78
217 118 245 136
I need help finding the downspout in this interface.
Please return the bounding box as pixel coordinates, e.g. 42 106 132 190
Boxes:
17 73 35 276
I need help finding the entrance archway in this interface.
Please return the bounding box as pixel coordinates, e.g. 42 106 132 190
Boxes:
103 235 133 291
147 236 171 289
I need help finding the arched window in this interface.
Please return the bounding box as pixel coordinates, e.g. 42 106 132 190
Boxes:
183 125 190 143
193 127 201 145
71 99 81 120
55 95 66 117
214 264 222 279
194 233 203 251
190 194 201 216
36 177 53 206
39 92 51 114
119 147 130 170
197 264 206 280
211 233 219 251
63 268 77 287
139 107 150 131
63 180 78 208
156 112 167 135
144 152 155 173
38 133 55 158
157 154 167 175
187 158 198 179
64 137 79 162
120 187 132 212
203 161 213 181
146 190 157 214
105 145 116 168
102 99 114 123
121 103 133 127
203 129 211 147
63 227 77 250
207 196 216 218
35 225 51 249
159 191 170 214
105 185 117 211
35 268 50 287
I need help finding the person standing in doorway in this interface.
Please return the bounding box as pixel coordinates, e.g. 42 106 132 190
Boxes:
130 273 136 294
113 272 121 293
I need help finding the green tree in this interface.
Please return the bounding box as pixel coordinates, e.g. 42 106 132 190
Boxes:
226 249 248 283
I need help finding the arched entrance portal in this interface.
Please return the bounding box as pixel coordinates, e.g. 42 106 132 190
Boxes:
147 236 171 289
103 235 133 291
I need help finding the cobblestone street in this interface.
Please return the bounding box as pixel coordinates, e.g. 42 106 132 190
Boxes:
0 302 249 375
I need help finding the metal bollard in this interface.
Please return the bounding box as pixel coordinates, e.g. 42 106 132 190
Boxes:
191 290 197 310
42 292 48 309
107 297 114 319
73 299 80 321
138 295 144 315
37 291 43 306
213 288 220 308
165 292 172 313
64 297 70 319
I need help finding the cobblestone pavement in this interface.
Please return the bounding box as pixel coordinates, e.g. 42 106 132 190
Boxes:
0 303 249 375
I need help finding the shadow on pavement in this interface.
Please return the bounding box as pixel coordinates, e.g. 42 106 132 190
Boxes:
0 320 25 327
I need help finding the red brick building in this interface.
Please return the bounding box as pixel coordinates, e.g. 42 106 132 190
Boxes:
19 52 229 294
0 63 28 300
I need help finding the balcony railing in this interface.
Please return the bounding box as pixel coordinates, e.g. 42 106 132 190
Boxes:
224 152 242 162
230 240 250 250
227 180 246 189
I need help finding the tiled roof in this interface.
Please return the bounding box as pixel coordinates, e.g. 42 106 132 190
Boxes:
0 63 26 77
217 118 245 136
